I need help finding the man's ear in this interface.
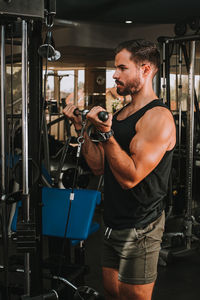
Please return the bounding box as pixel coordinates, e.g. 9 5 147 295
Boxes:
141 63 151 76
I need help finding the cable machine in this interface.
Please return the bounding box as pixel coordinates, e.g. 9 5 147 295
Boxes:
158 30 200 263
0 1 105 299
0 0 48 298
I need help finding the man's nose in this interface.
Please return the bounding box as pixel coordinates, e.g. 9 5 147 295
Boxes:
113 70 118 79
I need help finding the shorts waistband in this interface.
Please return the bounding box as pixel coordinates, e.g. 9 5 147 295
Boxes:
104 211 164 232
104 226 141 239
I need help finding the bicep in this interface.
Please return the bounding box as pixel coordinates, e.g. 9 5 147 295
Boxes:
129 115 174 184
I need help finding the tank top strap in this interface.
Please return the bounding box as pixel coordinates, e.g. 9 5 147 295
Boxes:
113 99 169 124
133 99 169 123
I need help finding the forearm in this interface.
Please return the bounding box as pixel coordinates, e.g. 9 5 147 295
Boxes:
81 132 104 175
102 136 136 189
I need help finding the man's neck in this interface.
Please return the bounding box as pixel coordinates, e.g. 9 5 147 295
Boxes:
129 87 158 111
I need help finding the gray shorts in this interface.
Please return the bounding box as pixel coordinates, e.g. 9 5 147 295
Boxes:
102 211 165 285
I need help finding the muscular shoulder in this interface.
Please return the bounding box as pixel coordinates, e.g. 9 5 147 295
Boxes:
136 106 176 148
141 106 174 125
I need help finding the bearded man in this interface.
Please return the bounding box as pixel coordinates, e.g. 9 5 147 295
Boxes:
63 39 176 300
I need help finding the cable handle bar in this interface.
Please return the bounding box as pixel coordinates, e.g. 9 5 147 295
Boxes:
73 108 109 122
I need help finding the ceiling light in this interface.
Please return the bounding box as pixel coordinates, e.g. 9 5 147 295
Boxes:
125 20 133 24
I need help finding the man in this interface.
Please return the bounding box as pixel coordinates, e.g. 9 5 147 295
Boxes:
63 39 176 300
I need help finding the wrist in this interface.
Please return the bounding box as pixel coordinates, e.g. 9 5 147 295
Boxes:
96 126 111 133
96 129 114 142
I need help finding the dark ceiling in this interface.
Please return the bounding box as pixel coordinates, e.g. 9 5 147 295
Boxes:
56 0 200 24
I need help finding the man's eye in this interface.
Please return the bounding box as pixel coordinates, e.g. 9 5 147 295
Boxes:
121 66 128 71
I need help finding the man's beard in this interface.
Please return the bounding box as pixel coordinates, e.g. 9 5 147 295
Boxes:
116 78 141 96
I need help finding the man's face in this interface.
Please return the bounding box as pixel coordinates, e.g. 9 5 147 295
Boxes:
113 49 143 96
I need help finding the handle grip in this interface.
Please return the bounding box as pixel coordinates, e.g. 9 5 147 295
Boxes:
73 108 81 116
97 111 109 122
73 109 109 122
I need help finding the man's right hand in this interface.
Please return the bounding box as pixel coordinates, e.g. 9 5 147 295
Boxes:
63 103 82 131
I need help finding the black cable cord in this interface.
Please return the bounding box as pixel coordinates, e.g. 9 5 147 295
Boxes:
0 203 10 300
8 32 14 193
169 42 174 58
56 137 83 286
54 120 72 186
10 33 15 183
38 28 50 169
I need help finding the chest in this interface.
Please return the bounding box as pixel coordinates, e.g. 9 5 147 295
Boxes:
112 116 137 154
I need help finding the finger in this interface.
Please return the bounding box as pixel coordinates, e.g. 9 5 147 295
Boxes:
63 103 73 111
87 107 103 120
63 104 76 114
63 105 77 120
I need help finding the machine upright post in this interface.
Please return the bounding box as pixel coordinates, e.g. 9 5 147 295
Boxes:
22 19 31 295
1 24 9 299
185 40 196 249
1 25 6 193
165 41 171 108
178 44 182 182
29 20 43 295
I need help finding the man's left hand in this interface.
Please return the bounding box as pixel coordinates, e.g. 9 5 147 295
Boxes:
86 106 112 133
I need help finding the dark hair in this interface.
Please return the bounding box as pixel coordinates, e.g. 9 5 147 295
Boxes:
115 39 160 69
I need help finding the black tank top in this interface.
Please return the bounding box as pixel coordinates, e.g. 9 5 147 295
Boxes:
103 99 174 229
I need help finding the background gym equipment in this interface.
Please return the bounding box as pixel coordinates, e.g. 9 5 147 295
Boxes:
158 33 200 265
10 187 101 299
38 31 61 62
0 1 105 299
0 0 44 19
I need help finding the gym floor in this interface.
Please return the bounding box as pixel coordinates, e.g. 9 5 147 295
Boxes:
0 206 199 299
84 208 200 300
0 170 200 300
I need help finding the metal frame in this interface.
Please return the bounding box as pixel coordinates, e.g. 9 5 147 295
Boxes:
0 24 9 299
0 18 44 298
1 25 6 194
21 19 31 295
28 20 43 295
185 41 196 249
158 34 200 258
